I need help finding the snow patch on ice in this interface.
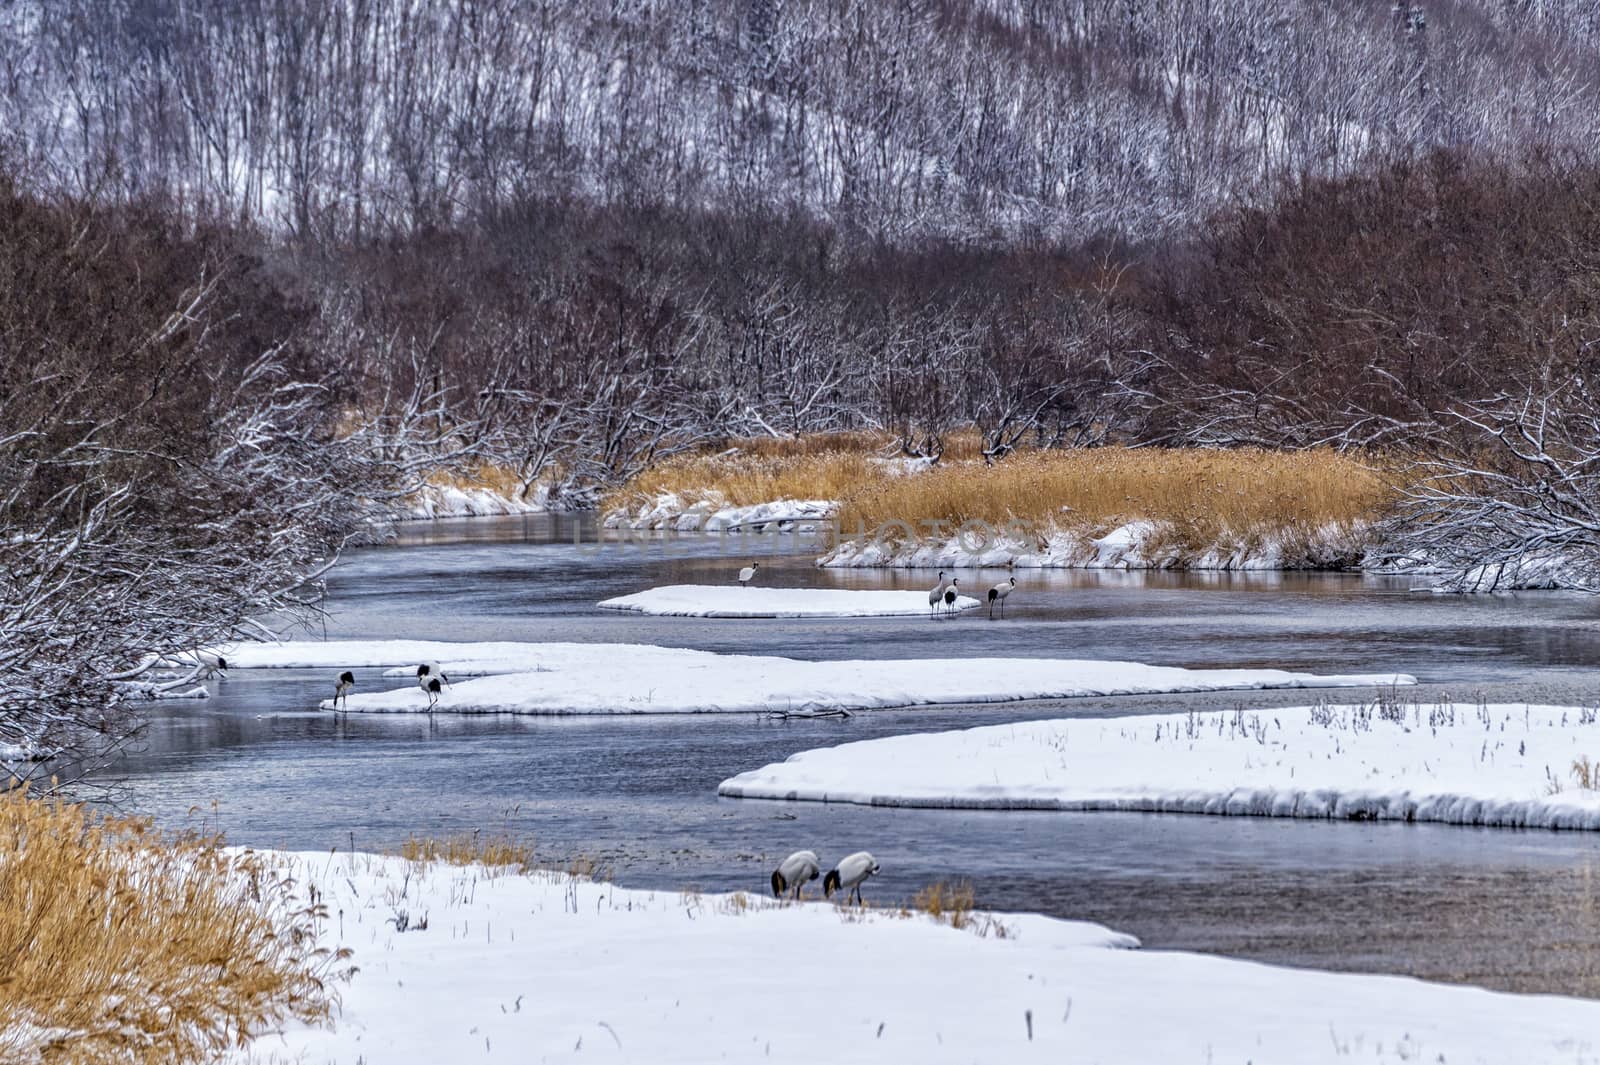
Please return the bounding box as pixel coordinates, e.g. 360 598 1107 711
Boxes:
719 702 1600 830
598 584 981 617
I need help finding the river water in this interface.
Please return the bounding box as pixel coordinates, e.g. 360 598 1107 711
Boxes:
110 514 1600 996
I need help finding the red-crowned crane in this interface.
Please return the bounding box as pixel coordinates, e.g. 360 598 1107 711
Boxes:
771 850 821 899
988 577 1016 618
823 851 880 907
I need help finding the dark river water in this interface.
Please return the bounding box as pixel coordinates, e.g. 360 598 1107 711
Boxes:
109 514 1600 997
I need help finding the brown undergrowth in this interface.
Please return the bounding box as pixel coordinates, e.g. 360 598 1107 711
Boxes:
0 787 347 1065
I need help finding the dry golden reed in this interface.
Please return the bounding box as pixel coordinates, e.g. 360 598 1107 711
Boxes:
911 880 978 929
609 438 1396 548
0 787 345 1065
420 462 530 500
839 447 1393 540
397 831 537 872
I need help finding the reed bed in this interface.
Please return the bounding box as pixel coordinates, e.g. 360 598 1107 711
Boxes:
839 447 1394 543
606 449 878 511
609 441 1397 548
0 788 344 1065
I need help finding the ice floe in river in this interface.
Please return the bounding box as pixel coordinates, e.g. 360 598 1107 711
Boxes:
215 640 1412 715
719 701 1600 829
597 584 981 617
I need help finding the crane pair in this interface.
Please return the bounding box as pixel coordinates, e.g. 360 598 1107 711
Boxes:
928 570 1017 618
330 663 452 711
771 849 880 906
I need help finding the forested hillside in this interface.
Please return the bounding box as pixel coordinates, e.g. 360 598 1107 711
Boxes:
4 0 1600 242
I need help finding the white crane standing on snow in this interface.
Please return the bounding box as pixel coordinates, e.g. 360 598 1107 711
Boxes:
334 670 355 709
942 577 960 615
928 571 946 616
196 651 229 679
417 663 451 690
738 561 760 587
988 576 1016 618
771 850 821 899
423 676 444 711
823 851 880 906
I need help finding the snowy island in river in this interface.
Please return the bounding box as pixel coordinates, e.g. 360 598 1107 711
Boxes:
597 584 981 617
213 639 1413 715
720 701 1600 830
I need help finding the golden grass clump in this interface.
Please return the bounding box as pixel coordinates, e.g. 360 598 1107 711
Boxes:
838 447 1393 545
910 880 978 929
605 449 878 512
420 462 529 500
0 787 345 1065
1574 756 1597 791
397 831 537 872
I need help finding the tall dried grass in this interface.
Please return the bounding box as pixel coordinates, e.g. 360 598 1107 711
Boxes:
606 450 877 511
0 788 345 1065
840 447 1394 543
397 831 537 872
419 462 529 500
608 441 1396 545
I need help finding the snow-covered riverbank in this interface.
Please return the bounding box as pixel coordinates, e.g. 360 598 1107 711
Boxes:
403 481 549 519
603 492 836 531
720 701 1600 829
597 584 981 617
235 850 1600 1064
213 639 1412 715
820 519 1372 572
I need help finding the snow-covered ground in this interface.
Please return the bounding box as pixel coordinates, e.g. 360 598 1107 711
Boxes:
598 584 981 617
603 492 836 532
821 519 1371 571
404 481 549 520
212 639 1412 715
234 850 1600 1065
720 701 1600 829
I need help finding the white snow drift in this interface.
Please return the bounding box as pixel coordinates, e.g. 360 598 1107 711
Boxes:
720 701 1600 830
211 639 1412 715
598 584 981 617
404 481 549 520
232 851 1600 1065
604 492 836 531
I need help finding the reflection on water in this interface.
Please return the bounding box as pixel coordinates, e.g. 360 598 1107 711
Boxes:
110 515 1600 996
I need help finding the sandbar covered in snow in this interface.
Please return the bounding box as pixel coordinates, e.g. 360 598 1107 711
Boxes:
204 640 1418 715
234 851 1600 1064
598 584 981 617
720 701 1600 829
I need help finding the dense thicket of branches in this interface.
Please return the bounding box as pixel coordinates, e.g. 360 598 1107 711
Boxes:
0 184 468 774
4 0 1600 243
